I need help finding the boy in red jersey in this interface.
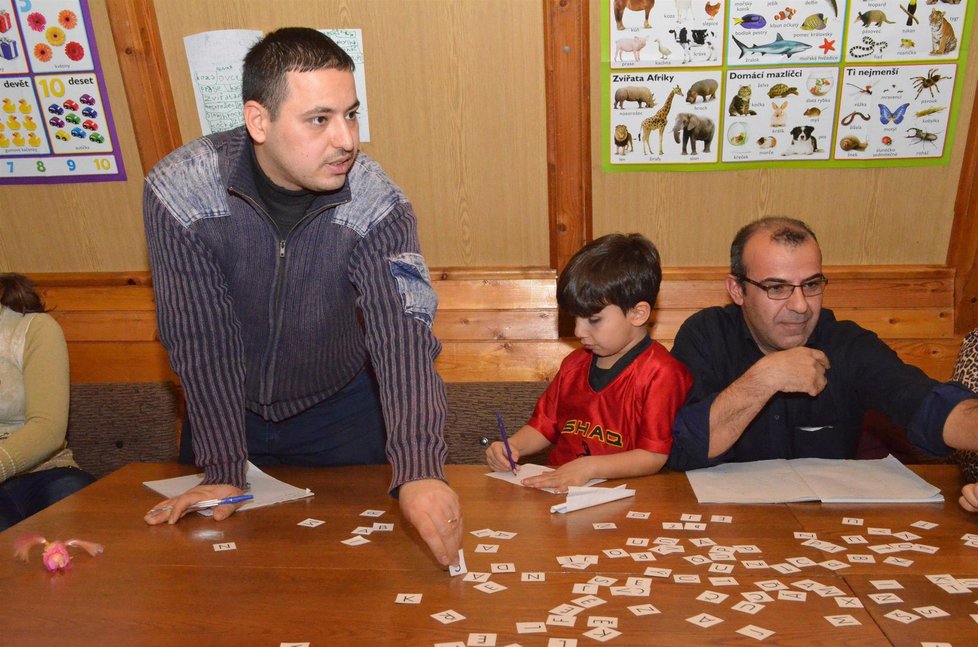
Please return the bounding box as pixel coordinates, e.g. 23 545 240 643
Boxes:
486 233 692 492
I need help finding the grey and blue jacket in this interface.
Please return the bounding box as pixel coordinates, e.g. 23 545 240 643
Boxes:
143 126 447 491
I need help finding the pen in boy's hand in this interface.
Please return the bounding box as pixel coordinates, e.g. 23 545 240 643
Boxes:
496 411 518 476
147 494 254 515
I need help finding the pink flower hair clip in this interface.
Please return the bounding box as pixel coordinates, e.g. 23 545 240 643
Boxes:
14 535 103 572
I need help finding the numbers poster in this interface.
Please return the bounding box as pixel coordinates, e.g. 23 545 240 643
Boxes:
603 0 972 171
0 0 124 184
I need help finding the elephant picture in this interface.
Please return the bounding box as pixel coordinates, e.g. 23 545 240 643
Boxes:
672 112 715 155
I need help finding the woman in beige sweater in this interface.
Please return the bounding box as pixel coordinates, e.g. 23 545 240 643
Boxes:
0 273 94 531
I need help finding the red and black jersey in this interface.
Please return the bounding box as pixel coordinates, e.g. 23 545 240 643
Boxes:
527 339 692 466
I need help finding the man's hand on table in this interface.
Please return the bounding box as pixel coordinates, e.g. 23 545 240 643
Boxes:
399 478 463 569
144 483 245 525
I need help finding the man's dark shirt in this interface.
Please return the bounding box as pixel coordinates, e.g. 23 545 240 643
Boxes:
666 305 974 471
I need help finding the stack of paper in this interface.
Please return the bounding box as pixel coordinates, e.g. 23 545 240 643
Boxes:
686 455 943 504
143 461 314 513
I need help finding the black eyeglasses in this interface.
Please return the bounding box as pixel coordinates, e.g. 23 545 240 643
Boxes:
739 275 828 300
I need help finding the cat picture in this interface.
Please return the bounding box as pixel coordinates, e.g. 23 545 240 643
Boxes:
728 85 757 116
929 9 957 55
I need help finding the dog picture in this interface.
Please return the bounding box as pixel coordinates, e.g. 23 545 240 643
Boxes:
782 125 819 156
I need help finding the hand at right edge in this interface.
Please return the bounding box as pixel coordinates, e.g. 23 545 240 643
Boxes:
960 483 978 512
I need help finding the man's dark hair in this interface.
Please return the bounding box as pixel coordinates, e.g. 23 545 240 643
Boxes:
730 216 818 279
0 273 46 314
557 233 662 318
242 27 355 119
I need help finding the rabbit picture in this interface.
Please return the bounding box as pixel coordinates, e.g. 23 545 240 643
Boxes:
771 102 788 128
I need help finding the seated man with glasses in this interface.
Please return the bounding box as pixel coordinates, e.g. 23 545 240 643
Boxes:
666 216 978 476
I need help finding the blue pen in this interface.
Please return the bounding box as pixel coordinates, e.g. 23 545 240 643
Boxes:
188 495 254 509
148 494 254 514
496 411 518 475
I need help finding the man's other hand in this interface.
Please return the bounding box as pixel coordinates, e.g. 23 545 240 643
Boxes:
399 479 463 569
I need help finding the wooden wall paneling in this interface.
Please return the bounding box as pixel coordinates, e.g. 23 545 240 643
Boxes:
437 340 575 382
104 0 182 174
39 285 155 311
67 342 175 383
434 310 559 342
49 311 158 342
433 277 556 309
545 0 592 272
887 339 963 380
947 60 978 335
150 0 550 269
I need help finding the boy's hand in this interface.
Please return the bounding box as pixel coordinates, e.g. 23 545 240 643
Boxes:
486 441 520 473
521 458 594 493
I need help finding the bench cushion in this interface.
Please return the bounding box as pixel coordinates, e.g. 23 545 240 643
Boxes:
444 382 547 465
67 382 180 479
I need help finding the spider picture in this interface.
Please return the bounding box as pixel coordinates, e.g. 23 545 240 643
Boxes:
911 68 951 100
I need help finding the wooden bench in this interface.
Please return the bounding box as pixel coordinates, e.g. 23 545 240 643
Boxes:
30 268 963 472
30 267 961 385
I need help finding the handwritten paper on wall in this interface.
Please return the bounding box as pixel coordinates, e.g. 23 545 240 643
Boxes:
183 28 370 141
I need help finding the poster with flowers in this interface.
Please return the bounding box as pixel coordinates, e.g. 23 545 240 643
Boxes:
0 0 125 184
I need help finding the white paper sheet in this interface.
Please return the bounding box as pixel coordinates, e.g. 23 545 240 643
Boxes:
486 463 606 493
686 455 943 504
551 484 636 514
143 461 314 513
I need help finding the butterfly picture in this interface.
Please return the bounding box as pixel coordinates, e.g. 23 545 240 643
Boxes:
879 103 909 125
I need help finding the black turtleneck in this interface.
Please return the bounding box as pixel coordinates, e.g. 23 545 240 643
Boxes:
250 144 318 238
588 333 652 392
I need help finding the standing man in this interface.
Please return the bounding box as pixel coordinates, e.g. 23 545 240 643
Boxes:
142 28 461 567
667 217 978 503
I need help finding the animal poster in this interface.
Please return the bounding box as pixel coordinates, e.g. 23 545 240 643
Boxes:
603 0 971 171
721 66 839 161
0 0 125 184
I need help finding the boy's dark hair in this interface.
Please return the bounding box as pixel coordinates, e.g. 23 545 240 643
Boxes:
0 273 46 314
242 27 355 119
730 216 818 279
557 233 662 318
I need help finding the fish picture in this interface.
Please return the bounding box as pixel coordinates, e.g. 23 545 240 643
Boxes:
800 13 828 30
734 14 766 29
731 34 813 59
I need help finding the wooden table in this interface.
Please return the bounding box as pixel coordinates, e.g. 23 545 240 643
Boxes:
0 464 975 646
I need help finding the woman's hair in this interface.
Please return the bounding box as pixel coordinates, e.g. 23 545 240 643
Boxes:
0 273 46 313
